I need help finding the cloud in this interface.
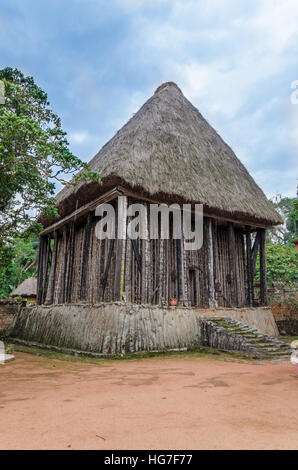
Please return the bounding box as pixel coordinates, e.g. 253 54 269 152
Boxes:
69 131 90 144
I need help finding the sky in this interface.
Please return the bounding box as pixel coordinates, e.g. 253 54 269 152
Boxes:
0 0 297 199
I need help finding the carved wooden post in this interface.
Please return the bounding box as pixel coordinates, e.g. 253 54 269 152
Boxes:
259 228 267 305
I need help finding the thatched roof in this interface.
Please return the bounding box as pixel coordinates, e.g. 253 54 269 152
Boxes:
55 82 281 226
10 277 37 298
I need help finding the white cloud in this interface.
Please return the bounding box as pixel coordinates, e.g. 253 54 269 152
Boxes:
69 131 90 144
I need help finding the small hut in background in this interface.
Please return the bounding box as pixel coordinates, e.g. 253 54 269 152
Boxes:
10 277 37 302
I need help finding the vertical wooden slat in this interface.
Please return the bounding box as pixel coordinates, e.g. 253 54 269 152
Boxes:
259 228 267 305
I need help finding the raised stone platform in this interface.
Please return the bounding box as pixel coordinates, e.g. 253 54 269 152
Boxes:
4 302 285 358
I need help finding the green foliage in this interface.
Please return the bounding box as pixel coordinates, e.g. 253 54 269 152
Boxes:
255 243 298 286
0 233 38 298
267 196 297 244
0 67 100 245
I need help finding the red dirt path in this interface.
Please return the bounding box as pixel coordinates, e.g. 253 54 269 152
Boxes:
0 352 297 450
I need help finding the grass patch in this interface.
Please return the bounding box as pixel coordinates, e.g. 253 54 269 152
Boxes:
280 335 298 345
7 342 254 365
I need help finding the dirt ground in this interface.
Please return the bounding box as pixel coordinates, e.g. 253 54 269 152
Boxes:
0 350 297 450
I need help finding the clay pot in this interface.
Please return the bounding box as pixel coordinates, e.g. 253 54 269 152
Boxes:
169 298 178 307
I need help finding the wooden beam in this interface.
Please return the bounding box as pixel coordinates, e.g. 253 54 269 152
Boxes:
259 228 267 305
40 187 122 235
116 185 273 230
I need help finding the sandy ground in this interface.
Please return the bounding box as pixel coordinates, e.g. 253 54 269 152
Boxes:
0 351 297 450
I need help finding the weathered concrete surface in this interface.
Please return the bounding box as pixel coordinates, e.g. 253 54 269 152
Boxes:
6 303 201 355
6 303 284 357
197 307 279 337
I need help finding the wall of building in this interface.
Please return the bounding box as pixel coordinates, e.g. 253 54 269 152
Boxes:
38 197 248 309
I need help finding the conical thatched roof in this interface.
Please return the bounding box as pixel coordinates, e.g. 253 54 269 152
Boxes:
10 277 37 298
56 82 281 226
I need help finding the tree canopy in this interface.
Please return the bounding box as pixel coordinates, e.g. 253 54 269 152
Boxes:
0 67 100 246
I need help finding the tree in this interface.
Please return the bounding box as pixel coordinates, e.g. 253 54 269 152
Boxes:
0 233 38 298
0 67 100 248
267 195 297 244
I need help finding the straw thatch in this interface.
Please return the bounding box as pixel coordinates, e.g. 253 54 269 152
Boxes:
10 277 37 298
55 81 281 226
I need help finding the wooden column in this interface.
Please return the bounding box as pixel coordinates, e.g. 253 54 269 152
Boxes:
259 228 267 305
245 226 254 306
207 218 217 308
66 221 75 303
251 231 260 278
113 196 127 301
228 222 237 306
36 236 45 305
79 213 91 300
176 239 182 302
45 231 58 305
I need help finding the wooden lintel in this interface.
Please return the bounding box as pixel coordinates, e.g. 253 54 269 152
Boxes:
40 187 122 236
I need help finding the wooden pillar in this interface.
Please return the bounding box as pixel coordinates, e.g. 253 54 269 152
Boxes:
36 236 45 305
251 231 260 278
259 228 267 305
176 239 182 302
45 231 58 305
228 222 237 306
80 213 91 300
207 218 217 308
245 226 254 306
158 239 165 305
113 196 127 301
66 221 75 303
41 235 51 304
141 202 150 304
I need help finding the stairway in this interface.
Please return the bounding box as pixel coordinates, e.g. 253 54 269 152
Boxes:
199 316 293 359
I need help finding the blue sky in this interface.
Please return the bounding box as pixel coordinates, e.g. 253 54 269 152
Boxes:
1 0 297 199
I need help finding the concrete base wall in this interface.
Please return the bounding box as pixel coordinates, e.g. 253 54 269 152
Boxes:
197 307 279 337
6 303 201 355
6 303 280 355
